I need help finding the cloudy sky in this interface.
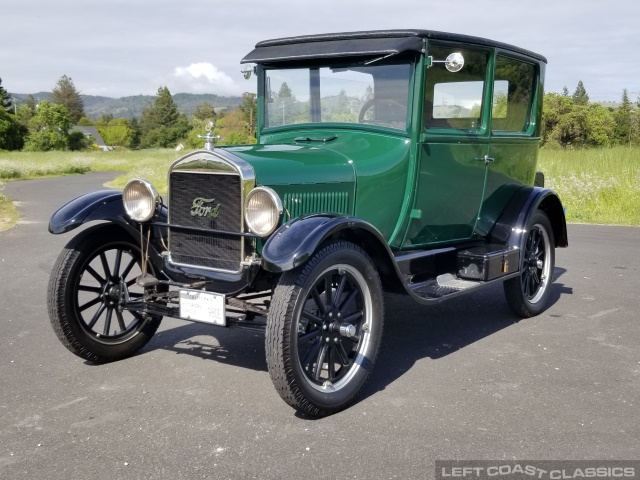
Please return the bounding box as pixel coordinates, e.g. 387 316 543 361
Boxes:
2 0 639 102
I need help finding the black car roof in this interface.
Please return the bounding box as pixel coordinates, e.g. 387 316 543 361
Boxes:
241 29 547 65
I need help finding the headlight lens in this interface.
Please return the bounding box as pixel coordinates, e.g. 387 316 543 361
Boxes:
122 179 159 222
245 187 283 237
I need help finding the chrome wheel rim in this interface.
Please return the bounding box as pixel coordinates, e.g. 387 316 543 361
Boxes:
522 224 552 304
295 264 373 393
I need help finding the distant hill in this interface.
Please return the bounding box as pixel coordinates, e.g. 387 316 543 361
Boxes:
10 92 243 121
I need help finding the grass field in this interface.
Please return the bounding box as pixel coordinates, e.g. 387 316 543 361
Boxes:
1 146 639 229
538 146 640 225
0 150 180 231
0 182 19 232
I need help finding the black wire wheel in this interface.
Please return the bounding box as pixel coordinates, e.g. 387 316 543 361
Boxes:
48 224 162 363
504 210 555 317
266 241 384 417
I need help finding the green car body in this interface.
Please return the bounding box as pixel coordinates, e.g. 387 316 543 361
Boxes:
48 30 567 417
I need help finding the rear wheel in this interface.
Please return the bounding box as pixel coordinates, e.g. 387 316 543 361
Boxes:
48 224 162 363
266 241 384 417
504 210 555 317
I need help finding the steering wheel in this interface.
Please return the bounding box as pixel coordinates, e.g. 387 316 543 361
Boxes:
358 98 407 124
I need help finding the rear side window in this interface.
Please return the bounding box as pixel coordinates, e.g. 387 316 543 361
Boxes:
492 56 536 132
424 46 489 131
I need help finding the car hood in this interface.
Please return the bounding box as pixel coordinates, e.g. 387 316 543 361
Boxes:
223 144 355 186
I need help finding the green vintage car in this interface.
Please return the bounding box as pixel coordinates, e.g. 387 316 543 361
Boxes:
48 30 567 416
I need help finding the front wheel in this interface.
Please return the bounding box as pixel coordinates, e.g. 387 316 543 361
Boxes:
266 241 384 417
504 210 555 317
48 224 162 363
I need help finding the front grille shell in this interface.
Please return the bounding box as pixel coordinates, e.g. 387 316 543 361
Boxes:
166 150 256 274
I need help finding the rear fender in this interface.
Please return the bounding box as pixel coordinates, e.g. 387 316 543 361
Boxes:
489 186 568 252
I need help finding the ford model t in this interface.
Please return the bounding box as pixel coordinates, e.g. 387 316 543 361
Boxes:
48 30 567 416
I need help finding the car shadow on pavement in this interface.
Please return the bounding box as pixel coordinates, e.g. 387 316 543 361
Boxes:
358 267 572 404
142 321 268 372
133 267 572 408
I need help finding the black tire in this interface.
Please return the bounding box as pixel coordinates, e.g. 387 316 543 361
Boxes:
48 224 162 363
266 241 384 417
504 210 555 317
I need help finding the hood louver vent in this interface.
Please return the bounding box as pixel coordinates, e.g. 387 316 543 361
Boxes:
283 191 349 219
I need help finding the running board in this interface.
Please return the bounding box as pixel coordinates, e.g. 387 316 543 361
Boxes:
406 272 520 304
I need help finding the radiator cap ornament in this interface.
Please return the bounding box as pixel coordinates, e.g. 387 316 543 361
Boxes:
198 121 221 151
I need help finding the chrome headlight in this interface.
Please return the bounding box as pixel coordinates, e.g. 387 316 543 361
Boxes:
122 178 159 223
245 187 283 237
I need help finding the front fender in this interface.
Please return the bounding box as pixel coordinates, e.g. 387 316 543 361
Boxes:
48 190 168 238
261 214 392 273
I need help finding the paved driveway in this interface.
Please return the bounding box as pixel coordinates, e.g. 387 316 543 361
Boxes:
1 173 638 479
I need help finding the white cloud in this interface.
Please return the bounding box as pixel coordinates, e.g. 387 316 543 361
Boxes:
172 62 242 96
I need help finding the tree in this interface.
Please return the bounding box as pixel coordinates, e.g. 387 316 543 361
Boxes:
271 82 297 126
630 110 640 146
541 92 574 146
139 86 188 148
572 80 589 106
362 85 374 103
238 93 257 137
129 117 141 149
0 108 27 150
15 103 36 129
584 104 615 147
51 75 85 123
96 117 136 148
192 102 217 121
562 86 569 97
614 88 632 145
23 100 71 151
140 86 180 133
215 107 256 146
0 77 13 113
24 94 36 111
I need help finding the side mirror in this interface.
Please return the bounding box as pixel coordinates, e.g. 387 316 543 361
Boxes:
444 53 464 72
428 52 465 73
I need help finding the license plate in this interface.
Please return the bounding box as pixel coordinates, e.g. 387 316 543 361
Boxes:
179 290 226 326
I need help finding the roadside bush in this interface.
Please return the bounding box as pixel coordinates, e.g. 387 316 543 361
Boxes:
0 109 27 151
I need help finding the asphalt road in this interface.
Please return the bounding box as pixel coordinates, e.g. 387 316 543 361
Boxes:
1 173 638 480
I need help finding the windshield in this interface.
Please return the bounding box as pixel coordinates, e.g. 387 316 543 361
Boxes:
264 63 412 131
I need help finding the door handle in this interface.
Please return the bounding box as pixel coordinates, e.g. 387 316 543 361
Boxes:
475 155 495 164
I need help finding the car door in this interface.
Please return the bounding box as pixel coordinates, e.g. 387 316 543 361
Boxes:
402 44 492 247
474 53 541 237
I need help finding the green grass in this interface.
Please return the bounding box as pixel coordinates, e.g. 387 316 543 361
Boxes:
538 146 640 226
0 182 19 232
0 150 179 192
1 147 639 227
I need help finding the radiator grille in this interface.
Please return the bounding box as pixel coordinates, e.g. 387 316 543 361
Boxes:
169 171 242 271
283 191 349 218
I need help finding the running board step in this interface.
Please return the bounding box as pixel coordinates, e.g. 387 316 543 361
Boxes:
409 273 480 299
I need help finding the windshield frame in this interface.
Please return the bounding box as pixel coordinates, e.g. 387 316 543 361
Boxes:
258 58 417 136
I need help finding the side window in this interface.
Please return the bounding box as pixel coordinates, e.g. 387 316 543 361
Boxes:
492 56 536 132
425 46 489 131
